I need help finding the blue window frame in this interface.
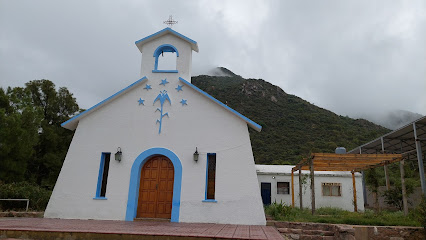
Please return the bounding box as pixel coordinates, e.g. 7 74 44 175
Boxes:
152 44 179 73
203 153 217 202
94 152 111 200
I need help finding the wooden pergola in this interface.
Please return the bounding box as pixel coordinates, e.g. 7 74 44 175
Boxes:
291 153 404 214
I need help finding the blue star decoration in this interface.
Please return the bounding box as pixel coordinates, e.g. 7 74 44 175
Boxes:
160 79 169 86
143 84 152 90
180 99 187 106
138 98 145 105
175 85 183 92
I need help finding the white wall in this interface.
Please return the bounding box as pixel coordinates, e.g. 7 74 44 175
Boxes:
45 32 265 225
257 172 364 212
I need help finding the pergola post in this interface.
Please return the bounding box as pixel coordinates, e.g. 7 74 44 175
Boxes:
291 169 295 207
299 169 303 209
310 158 315 215
381 137 391 190
400 159 408 216
352 171 358 212
413 123 426 195
360 147 367 207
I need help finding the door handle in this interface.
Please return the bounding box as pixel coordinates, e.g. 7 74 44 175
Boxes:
156 184 158 189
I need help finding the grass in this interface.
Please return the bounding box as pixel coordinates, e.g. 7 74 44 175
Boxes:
265 202 421 227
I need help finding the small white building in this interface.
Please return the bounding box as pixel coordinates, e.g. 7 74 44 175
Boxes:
44 28 266 225
256 165 364 212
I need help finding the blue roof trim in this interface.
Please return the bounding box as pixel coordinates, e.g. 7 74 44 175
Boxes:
135 27 197 45
179 77 262 132
61 77 148 129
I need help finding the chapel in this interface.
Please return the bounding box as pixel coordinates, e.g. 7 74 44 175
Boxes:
44 27 266 225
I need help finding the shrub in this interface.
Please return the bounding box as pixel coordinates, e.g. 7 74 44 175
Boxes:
265 204 420 227
0 182 52 211
382 186 414 210
416 196 426 230
265 202 295 220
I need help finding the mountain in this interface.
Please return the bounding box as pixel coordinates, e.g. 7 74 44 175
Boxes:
205 67 238 77
191 68 390 164
361 110 423 130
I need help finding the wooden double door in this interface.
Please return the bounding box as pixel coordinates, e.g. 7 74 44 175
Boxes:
137 156 174 219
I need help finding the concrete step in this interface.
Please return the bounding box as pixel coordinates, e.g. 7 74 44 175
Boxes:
302 229 334 236
274 221 335 232
277 228 333 236
286 233 334 240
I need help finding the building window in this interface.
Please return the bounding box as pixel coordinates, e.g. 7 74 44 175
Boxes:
157 52 177 70
152 44 179 73
205 153 216 201
322 183 341 197
95 152 111 199
277 182 290 194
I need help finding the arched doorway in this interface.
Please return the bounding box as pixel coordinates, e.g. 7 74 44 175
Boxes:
125 148 182 222
136 156 174 219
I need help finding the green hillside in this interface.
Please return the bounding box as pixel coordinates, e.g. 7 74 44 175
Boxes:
192 69 390 164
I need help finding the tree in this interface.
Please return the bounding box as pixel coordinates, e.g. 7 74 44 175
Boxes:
0 80 79 187
0 87 42 182
24 80 79 187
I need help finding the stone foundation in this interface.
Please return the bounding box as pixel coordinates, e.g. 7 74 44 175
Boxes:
353 225 424 240
268 221 425 240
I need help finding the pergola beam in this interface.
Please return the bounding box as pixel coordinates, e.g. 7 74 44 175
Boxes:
293 152 404 214
294 153 404 173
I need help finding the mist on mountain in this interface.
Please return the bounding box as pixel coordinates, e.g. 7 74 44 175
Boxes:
360 110 423 130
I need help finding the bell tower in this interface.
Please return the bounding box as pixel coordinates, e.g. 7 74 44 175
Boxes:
135 28 199 83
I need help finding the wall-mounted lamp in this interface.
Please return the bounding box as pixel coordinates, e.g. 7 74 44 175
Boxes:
115 147 122 162
193 147 199 162
272 176 276 179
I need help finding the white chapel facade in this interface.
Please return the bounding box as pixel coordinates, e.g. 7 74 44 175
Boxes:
44 28 266 225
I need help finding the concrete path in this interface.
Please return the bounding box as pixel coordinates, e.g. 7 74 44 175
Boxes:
0 218 284 240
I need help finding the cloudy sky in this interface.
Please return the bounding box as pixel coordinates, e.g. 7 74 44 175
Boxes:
1 0 425 119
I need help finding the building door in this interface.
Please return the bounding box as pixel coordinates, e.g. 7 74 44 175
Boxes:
137 156 174 219
261 182 271 205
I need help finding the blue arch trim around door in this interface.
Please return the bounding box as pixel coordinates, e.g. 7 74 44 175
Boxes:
125 148 182 222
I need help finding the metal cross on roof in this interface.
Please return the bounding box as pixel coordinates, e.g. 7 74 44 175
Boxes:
164 15 178 28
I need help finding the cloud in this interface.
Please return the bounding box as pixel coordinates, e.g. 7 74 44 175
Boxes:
1 0 425 118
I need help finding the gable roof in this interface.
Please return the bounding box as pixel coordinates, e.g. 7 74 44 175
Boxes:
61 77 262 132
179 77 262 132
61 77 147 130
135 28 199 53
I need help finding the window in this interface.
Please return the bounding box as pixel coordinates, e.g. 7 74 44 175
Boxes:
95 152 111 199
157 52 177 70
205 153 216 201
322 183 341 196
152 44 179 73
277 182 290 194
